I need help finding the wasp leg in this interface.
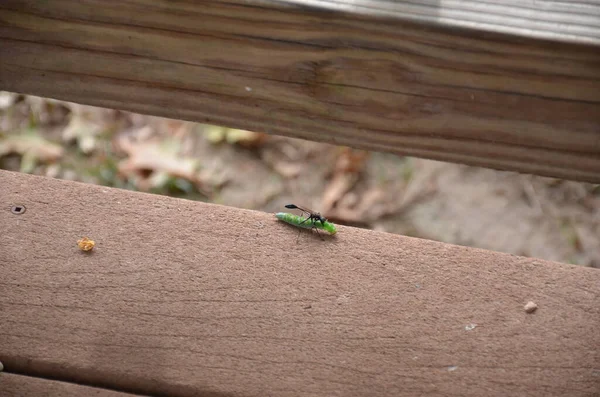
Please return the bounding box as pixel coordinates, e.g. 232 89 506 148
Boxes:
313 226 325 241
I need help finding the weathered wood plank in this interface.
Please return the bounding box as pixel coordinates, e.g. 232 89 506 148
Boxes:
283 0 600 45
0 1 599 182
0 373 139 397
1 169 599 397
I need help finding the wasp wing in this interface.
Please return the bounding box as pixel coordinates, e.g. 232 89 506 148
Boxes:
285 204 316 215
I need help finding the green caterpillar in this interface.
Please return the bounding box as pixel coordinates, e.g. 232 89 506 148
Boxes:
275 212 337 235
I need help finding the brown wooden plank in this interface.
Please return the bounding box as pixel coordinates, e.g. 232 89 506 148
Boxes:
0 373 139 397
1 169 599 397
0 1 599 183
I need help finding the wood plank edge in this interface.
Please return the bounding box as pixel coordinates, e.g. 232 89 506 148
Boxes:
0 372 150 397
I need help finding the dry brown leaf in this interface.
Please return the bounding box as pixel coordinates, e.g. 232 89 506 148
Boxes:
0 132 64 163
320 147 369 216
323 156 438 224
271 161 304 178
115 131 211 194
62 102 123 153
62 114 101 154
321 173 358 214
335 147 369 173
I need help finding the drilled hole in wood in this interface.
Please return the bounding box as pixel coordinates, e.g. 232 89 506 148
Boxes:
10 205 26 215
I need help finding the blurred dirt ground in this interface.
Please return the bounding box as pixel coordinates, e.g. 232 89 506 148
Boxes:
1 92 598 267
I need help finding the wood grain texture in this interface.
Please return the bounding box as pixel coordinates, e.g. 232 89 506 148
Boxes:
282 0 600 45
0 373 139 397
1 169 599 397
0 1 599 182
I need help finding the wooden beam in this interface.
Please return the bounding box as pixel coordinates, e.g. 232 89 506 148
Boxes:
0 373 139 397
1 170 599 396
0 1 599 182
283 0 600 46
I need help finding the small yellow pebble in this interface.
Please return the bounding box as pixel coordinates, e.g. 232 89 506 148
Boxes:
524 301 538 313
77 237 95 251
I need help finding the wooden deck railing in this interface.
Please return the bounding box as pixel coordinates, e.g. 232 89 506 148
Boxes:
1 170 599 396
1 1 599 396
0 0 599 182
